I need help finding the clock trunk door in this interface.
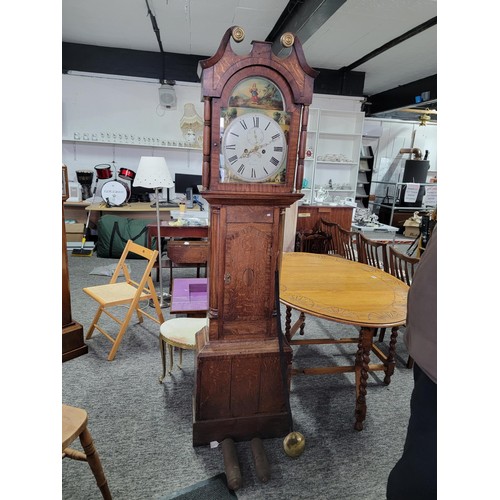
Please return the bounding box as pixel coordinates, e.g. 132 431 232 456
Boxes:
220 205 278 340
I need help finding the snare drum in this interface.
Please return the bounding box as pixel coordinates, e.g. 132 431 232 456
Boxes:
101 180 130 206
118 167 136 182
94 164 113 180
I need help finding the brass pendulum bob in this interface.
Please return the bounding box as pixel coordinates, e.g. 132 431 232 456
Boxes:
283 431 306 458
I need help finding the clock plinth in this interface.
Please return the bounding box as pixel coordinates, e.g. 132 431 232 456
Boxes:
193 26 317 446
193 332 292 446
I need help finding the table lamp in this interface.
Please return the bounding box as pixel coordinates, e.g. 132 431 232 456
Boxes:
133 156 174 308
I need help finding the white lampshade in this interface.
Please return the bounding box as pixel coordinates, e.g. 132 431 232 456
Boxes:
133 156 174 189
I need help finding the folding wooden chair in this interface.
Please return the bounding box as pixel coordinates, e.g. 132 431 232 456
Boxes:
83 240 165 360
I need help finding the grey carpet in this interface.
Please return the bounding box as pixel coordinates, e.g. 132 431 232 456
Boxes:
158 473 236 499
63 252 413 500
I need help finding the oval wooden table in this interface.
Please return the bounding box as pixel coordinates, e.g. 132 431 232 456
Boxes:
279 252 409 430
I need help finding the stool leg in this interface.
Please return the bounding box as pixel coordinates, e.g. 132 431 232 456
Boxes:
79 427 112 500
159 336 168 383
178 348 183 369
168 344 174 373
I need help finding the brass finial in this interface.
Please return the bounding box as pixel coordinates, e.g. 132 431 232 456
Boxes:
283 431 305 458
231 26 245 43
280 32 295 48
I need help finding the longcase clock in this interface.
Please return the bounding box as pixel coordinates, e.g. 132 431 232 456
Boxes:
193 27 318 446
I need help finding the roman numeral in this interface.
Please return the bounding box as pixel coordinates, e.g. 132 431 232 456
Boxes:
253 116 259 128
272 133 280 141
237 164 245 174
270 157 279 166
264 122 270 131
274 146 283 152
226 144 236 150
240 120 248 130
251 168 256 178
230 132 239 137
263 167 269 175
228 155 238 165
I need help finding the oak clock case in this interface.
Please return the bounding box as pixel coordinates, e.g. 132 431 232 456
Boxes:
193 26 318 447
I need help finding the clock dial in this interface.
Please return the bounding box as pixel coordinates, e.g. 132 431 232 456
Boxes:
222 111 287 183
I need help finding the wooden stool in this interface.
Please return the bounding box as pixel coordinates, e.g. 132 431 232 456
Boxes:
159 317 207 382
62 404 112 500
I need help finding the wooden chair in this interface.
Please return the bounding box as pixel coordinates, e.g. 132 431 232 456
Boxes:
62 404 112 499
166 239 209 294
83 240 165 361
388 244 420 286
296 230 331 254
335 225 359 261
357 232 389 272
382 245 420 368
318 218 339 254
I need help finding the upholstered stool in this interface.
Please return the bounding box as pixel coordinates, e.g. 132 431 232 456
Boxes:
159 317 207 383
62 404 112 499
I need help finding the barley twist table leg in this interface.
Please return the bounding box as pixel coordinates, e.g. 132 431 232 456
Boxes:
354 327 375 431
383 326 399 385
285 306 292 341
299 312 306 335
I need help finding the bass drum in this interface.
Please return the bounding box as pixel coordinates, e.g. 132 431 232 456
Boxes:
101 180 130 207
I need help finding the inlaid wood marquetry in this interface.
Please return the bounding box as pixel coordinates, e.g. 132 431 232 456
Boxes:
280 251 408 430
280 252 408 327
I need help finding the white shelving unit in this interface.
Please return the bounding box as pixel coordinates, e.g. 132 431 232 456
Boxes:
62 138 202 150
302 107 364 205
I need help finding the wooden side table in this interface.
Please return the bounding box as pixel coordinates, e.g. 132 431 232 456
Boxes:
146 223 209 285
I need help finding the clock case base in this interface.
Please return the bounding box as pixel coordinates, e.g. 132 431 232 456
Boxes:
193 327 292 446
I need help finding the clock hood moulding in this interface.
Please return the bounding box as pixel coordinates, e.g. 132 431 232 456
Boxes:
198 26 318 105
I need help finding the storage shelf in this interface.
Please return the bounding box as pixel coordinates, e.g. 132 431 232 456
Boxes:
62 138 202 151
316 161 357 166
302 188 354 192
302 103 364 205
318 132 359 139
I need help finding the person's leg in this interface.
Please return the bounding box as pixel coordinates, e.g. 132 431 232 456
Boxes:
387 363 437 499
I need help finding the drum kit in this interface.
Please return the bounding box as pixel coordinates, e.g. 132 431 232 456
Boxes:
94 163 136 207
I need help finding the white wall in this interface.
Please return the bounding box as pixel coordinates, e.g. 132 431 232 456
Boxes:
62 73 437 204
62 73 204 197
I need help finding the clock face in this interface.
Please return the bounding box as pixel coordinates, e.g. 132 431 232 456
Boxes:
221 111 287 183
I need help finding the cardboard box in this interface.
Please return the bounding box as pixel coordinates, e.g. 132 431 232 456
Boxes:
65 223 85 242
403 217 420 238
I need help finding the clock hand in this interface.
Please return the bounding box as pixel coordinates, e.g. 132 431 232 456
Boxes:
238 133 280 159
239 144 260 158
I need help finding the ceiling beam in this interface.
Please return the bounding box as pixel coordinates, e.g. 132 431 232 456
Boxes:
367 74 437 115
341 17 437 72
62 42 364 96
267 0 348 54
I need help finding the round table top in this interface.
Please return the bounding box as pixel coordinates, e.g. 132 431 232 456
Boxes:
280 252 408 328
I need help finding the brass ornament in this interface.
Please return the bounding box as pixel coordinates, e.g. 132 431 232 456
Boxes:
280 32 295 48
283 431 305 458
231 26 245 43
